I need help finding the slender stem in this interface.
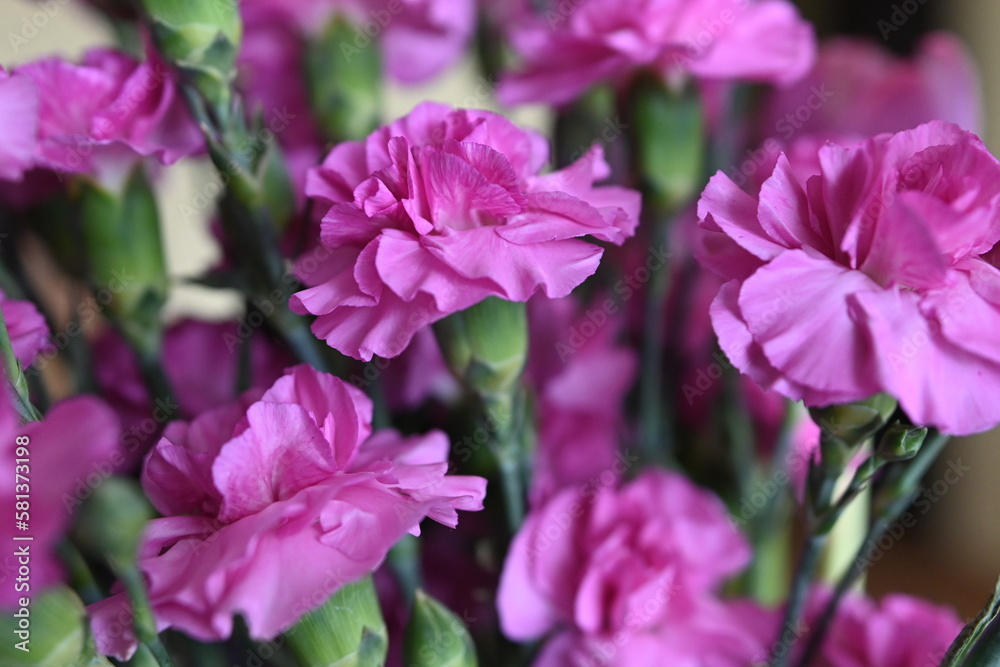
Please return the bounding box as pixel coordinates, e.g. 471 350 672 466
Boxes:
119 563 174 667
795 432 950 666
771 533 827 667
486 390 527 531
639 208 674 466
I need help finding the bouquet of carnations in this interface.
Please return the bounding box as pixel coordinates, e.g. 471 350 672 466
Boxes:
1 0 998 665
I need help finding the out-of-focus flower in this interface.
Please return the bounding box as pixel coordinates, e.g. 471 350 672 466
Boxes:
14 47 203 189
532 598 770 667
292 102 641 361
89 364 486 660
0 68 38 182
698 121 1000 435
239 0 475 86
497 470 750 646
525 295 637 506
0 393 119 608
499 0 816 107
806 590 962 667
0 289 50 369
761 32 982 147
91 319 293 470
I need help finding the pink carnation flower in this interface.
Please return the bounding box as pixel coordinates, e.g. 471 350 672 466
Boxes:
0 393 119 608
89 364 486 660
0 68 38 182
698 121 1000 435
525 295 637 506
0 289 50 369
808 590 962 667
14 47 202 187
497 470 750 644
499 0 816 107
761 32 982 147
293 102 641 360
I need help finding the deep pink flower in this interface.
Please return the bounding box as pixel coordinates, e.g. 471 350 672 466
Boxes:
531 599 770 667
761 32 981 147
14 47 202 186
698 121 1000 435
89 364 486 659
0 393 119 608
807 590 962 667
525 295 637 506
92 319 293 470
499 0 816 107
497 470 749 644
0 68 38 182
0 289 50 369
292 102 641 360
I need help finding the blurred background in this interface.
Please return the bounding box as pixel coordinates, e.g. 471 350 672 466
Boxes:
1 0 997 622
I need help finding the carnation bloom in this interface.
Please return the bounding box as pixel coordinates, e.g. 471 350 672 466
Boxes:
0 68 38 182
761 32 981 147
0 392 119 608
525 295 637 506
497 470 750 646
698 121 1000 435
806 590 962 667
499 0 816 107
0 289 50 368
14 47 202 188
292 102 641 360
89 364 486 660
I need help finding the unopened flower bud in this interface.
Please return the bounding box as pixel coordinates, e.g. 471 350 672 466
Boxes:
434 297 527 398
876 424 927 463
404 590 478 667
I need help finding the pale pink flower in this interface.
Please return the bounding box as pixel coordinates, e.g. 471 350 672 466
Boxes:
0 289 50 369
89 364 485 660
0 68 38 182
525 295 637 506
699 121 1000 435
497 470 749 644
293 102 641 360
761 32 982 147
0 393 119 607
499 0 816 107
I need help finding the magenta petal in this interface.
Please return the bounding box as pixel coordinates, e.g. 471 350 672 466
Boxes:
739 250 881 401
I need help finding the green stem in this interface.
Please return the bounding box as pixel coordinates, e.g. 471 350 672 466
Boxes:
485 390 527 531
796 432 950 666
771 533 827 667
119 564 173 667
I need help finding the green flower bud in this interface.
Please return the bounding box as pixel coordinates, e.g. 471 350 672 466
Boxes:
306 15 382 143
875 424 927 463
809 394 898 449
629 75 704 211
284 576 388 667
142 0 242 111
72 477 155 567
79 167 168 337
0 586 112 666
404 591 478 667
433 298 528 398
